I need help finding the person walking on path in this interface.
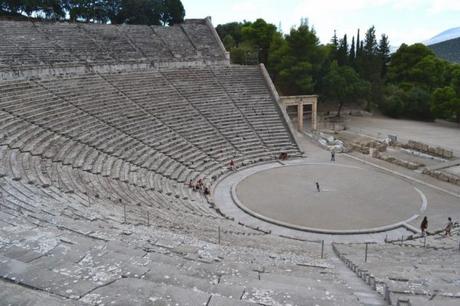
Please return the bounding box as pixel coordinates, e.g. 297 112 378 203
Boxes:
316 182 320 192
420 216 428 236
330 150 335 162
444 217 453 236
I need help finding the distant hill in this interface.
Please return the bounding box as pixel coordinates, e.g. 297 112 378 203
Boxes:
424 27 460 45
428 37 460 63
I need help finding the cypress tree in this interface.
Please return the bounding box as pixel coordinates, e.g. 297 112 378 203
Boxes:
356 29 361 58
337 34 348 66
349 36 356 64
378 34 390 77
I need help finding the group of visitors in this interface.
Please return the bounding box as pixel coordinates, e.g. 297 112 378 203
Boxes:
420 216 455 236
279 152 288 160
188 178 210 195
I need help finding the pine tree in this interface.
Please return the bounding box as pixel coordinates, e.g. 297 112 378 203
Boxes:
329 30 339 63
162 0 185 25
363 26 378 56
331 30 338 47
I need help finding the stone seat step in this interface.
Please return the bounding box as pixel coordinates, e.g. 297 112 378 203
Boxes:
8 149 23 181
143 261 245 299
26 130 60 158
208 294 255 306
0 278 76 306
110 158 123 179
0 183 41 213
62 167 88 198
72 144 92 169
52 139 75 163
21 152 38 185
134 168 148 188
82 149 99 172
92 151 106 174
32 133 63 158
51 164 74 194
119 162 131 183
90 172 118 201
101 155 115 177
10 126 48 152
31 156 52 188
101 176 132 203
0 254 108 299
84 277 211 305
0 121 31 147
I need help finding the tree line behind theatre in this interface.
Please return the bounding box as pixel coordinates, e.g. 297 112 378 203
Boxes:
216 19 460 122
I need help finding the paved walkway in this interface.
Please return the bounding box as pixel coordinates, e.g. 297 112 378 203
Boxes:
345 116 460 156
426 159 460 171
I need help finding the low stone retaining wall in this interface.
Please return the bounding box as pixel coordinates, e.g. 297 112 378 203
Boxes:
402 140 453 159
422 169 460 186
376 154 425 170
351 141 387 155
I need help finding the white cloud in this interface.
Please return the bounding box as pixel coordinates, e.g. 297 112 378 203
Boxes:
295 0 391 13
183 0 458 46
390 0 423 10
429 0 460 13
230 1 258 15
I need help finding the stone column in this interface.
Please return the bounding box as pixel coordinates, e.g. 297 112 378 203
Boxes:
297 103 303 131
312 99 317 130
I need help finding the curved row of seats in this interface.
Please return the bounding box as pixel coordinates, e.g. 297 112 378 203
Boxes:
0 65 301 241
0 176 361 305
1 145 277 238
0 66 300 180
0 18 226 75
0 133 355 305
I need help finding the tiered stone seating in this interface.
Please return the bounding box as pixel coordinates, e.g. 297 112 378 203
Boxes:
0 21 52 71
1 66 301 181
0 172 361 305
334 237 460 305
0 18 227 78
80 23 144 63
154 25 199 59
0 17 326 304
162 68 272 160
181 19 226 61
212 65 300 156
118 24 173 60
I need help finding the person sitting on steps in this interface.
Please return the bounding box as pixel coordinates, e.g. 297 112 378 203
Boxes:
228 159 236 171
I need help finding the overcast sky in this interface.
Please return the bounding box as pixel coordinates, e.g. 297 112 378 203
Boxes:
182 0 460 47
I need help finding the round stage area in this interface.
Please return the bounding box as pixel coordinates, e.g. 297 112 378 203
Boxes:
232 163 425 233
